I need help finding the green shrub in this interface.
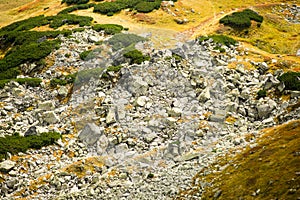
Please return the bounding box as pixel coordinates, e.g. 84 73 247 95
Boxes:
0 132 61 161
50 73 77 87
79 50 95 60
123 49 150 64
278 72 300 91
62 0 89 5
105 33 147 51
58 3 95 14
93 2 125 15
0 78 42 89
257 89 267 99
220 9 263 29
49 14 93 28
0 40 60 73
92 24 124 35
197 35 237 46
0 68 21 80
134 1 161 13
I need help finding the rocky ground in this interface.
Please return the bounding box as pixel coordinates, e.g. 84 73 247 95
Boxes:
0 28 299 199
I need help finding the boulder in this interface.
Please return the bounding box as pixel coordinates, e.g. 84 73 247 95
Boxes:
78 123 102 146
0 160 16 172
38 100 55 111
43 111 60 124
106 108 117 124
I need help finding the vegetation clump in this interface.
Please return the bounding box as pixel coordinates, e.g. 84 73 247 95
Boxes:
0 132 61 161
58 4 95 14
220 9 263 29
197 35 237 46
278 72 300 91
123 49 150 64
0 78 42 89
61 0 89 5
50 73 76 87
257 89 267 99
92 24 124 35
93 0 177 16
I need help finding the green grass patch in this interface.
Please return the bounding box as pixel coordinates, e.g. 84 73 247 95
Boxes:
0 132 61 161
220 9 263 29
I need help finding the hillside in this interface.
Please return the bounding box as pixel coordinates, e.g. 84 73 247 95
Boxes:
0 0 299 199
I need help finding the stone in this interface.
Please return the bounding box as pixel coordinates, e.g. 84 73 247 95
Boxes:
24 126 37 136
88 35 101 43
58 86 69 97
209 109 226 122
43 111 60 124
136 96 148 107
144 133 157 143
256 104 272 119
78 123 102 146
96 134 109 154
198 87 210 103
38 101 55 111
0 160 16 172
106 107 117 124
4 105 14 111
297 49 300 56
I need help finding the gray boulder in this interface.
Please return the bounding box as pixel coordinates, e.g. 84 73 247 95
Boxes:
78 123 102 146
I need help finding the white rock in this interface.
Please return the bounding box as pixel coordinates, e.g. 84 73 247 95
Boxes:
136 96 148 107
0 160 16 172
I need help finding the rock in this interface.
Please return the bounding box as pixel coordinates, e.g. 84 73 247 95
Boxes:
78 123 102 146
88 35 101 43
175 153 199 162
38 101 55 111
43 111 60 124
198 87 210 102
96 134 109 154
290 90 300 98
136 96 148 107
209 109 226 122
256 104 272 119
297 49 300 56
144 132 157 143
4 105 14 111
0 160 16 172
58 86 69 97
106 107 117 124
24 126 37 136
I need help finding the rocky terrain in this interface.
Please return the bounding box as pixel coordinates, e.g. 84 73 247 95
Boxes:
0 25 299 199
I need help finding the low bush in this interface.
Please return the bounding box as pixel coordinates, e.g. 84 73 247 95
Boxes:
58 3 95 14
198 35 237 46
105 33 147 51
0 77 42 89
93 2 125 15
0 132 61 161
278 72 300 91
220 9 263 29
49 14 93 28
257 89 267 99
62 0 89 5
0 68 20 80
134 1 161 13
123 49 150 64
50 73 77 87
0 40 60 73
92 24 124 35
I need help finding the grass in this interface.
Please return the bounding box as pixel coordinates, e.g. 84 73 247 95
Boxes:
0 132 61 161
187 120 300 199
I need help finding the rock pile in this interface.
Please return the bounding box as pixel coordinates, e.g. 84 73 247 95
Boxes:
0 29 299 199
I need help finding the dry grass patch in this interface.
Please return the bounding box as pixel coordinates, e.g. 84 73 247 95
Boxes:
189 120 300 199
